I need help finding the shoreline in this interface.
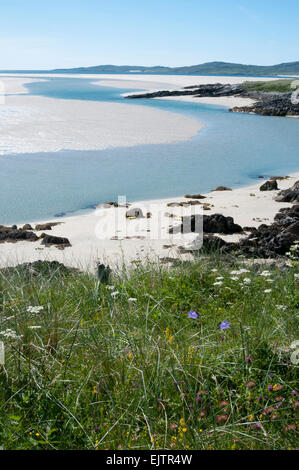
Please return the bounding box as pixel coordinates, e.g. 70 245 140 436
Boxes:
1 171 298 271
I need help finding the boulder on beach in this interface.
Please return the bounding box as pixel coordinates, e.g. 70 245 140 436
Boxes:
41 234 71 249
260 180 278 191
0 228 39 243
184 194 206 200
212 186 233 192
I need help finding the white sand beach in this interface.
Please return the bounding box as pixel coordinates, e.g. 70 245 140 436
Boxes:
1 173 298 272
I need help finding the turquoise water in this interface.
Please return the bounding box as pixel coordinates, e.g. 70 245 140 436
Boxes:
0 77 299 224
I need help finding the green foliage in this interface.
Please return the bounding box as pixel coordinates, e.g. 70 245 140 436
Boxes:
243 80 294 93
0 258 298 450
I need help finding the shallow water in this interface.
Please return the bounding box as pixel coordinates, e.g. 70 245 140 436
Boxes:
0 77 298 224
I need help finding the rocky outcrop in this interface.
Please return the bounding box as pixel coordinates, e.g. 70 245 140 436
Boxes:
230 92 299 117
275 181 299 203
126 83 244 100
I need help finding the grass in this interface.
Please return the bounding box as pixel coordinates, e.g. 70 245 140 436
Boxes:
243 80 295 94
0 255 298 450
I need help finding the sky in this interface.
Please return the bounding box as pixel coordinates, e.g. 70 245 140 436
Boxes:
0 0 298 69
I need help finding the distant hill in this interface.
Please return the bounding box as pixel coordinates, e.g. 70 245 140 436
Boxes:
51 61 299 76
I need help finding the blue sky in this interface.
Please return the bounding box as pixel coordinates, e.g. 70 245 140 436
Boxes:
0 0 298 69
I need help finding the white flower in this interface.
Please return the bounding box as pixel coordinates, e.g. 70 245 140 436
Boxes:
294 274 299 280
238 269 250 274
107 286 115 291
264 289 272 294
0 329 22 340
27 306 44 314
214 281 223 286
260 271 271 277
128 298 137 303
243 278 251 285
28 326 42 330
266 279 274 283
230 271 240 276
111 291 119 297
230 277 239 281
276 305 287 311
216 277 224 281
211 269 218 273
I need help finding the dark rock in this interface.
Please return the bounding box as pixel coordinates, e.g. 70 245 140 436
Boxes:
22 224 33 231
170 213 242 235
275 183 299 203
260 180 278 191
127 83 244 100
35 222 60 231
0 228 38 243
230 92 299 117
41 235 71 249
212 186 232 192
184 194 206 200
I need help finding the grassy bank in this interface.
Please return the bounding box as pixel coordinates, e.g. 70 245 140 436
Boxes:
0 256 298 450
243 80 294 94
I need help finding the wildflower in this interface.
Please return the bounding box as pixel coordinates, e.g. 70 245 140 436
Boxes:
260 271 272 277
291 390 298 396
273 384 283 392
28 326 42 330
27 306 44 314
214 281 223 286
170 423 177 430
246 356 253 363
128 298 137 303
243 278 251 285
284 424 297 432
0 329 22 340
230 277 239 281
264 289 272 294
211 269 218 273
295 274 299 280
111 291 119 297
188 311 198 320
216 277 224 281
246 381 256 389
248 414 254 422
219 321 230 330
268 385 273 391
107 286 115 290
216 414 228 424
179 418 185 427
276 305 287 311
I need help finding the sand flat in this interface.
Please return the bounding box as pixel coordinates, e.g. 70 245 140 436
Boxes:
0 76 203 155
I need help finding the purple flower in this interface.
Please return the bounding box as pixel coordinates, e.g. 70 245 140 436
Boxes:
268 385 273 391
219 321 230 330
188 310 198 320
246 356 253 363
292 390 298 396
